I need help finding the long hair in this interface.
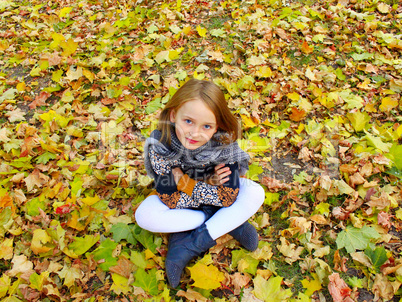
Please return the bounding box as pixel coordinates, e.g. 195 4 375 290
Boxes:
158 79 240 145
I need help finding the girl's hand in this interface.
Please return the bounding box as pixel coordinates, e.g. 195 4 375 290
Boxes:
172 167 184 184
206 164 231 186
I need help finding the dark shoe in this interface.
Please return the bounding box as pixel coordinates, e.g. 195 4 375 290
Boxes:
199 205 220 221
166 224 216 288
229 221 259 251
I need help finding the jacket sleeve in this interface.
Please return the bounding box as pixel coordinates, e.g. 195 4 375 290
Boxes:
177 163 240 207
149 147 240 209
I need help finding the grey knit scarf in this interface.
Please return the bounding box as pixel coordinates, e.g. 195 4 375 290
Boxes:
144 127 250 179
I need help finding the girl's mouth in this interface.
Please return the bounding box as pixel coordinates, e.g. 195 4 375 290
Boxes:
186 138 198 144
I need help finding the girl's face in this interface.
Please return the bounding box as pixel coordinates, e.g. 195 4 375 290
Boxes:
170 99 218 150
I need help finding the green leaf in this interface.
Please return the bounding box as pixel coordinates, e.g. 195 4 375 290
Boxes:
133 268 159 295
386 166 402 179
36 152 57 164
132 224 159 253
336 225 380 253
26 197 47 216
0 88 18 103
339 89 364 109
364 245 388 272
0 274 11 298
3 139 23 152
347 276 365 288
130 250 147 269
264 192 280 206
253 275 293 302
91 238 118 271
386 143 402 170
245 162 263 181
364 132 392 153
70 176 83 197
231 250 260 275
110 223 137 245
335 68 346 81
210 28 226 37
29 271 48 291
68 234 100 256
350 52 373 61
145 98 161 114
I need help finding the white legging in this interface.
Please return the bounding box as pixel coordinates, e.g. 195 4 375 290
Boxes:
135 178 265 240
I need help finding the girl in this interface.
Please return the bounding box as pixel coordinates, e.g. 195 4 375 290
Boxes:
135 78 265 288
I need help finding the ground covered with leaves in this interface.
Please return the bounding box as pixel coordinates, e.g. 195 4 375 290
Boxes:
0 0 402 301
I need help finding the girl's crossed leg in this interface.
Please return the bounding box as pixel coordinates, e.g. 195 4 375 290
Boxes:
135 178 265 240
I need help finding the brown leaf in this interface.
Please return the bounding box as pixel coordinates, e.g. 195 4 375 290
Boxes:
349 172 365 187
377 211 392 229
260 177 290 192
344 198 363 212
230 272 251 295
382 263 402 276
364 187 377 202
274 28 289 40
332 207 349 220
20 136 41 157
372 273 395 301
289 107 306 121
333 250 348 272
298 146 312 162
24 169 50 192
310 214 329 225
367 192 390 210
340 164 358 174
109 257 134 279
177 289 208 302
29 91 51 109
328 273 353 302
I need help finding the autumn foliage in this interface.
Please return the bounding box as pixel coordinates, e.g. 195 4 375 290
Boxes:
0 0 402 301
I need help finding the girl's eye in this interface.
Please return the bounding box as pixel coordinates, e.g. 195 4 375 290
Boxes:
185 119 192 124
204 125 211 130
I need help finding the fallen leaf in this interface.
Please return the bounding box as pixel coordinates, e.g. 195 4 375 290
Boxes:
7 254 34 277
188 262 225 290
328 273 353 302
278 237 304 264
177 288 208 302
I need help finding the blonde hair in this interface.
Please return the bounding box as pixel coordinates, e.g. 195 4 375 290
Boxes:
158 78 239 145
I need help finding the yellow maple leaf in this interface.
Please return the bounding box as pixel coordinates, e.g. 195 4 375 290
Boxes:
58 266 82 288
83 68 94 83
50 33 65 49
196 25 207 37
379 97 398 112
256 65 272 78
301 273 322 296
81 194 100 206
60 38 78 57
110 273 131 295
287 92 300 101
0 238 13 260
31 229 53 254
241 114 258 129
59 6 73 18
188 262 225 290
0 39 9 51
16 82 26 92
